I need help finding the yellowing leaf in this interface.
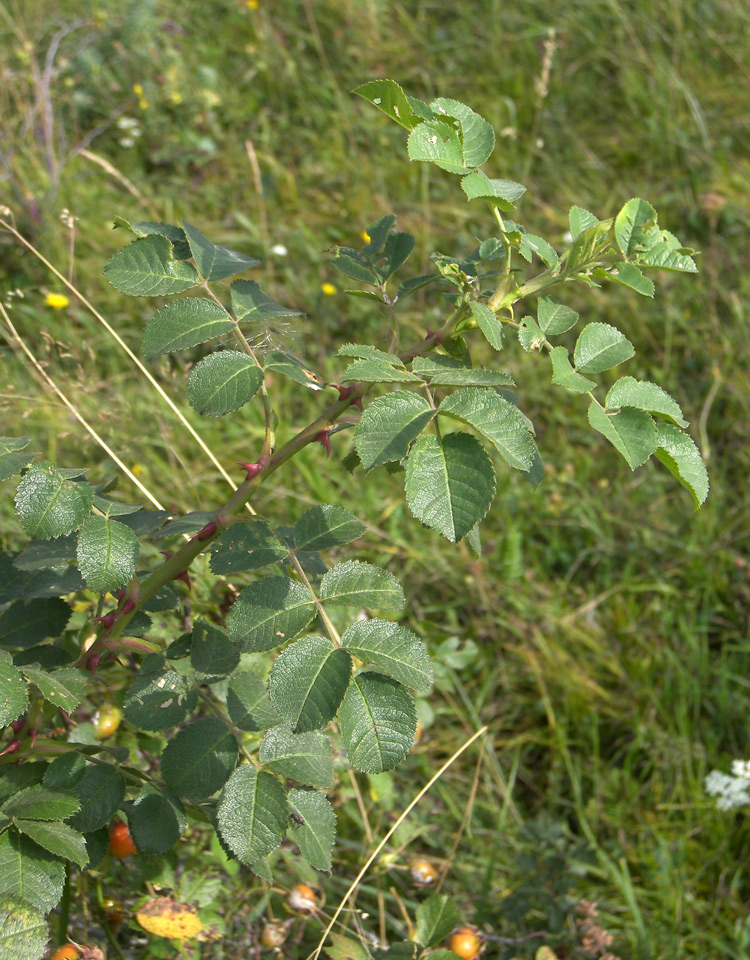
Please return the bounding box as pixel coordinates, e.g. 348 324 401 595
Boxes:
136 898 203 940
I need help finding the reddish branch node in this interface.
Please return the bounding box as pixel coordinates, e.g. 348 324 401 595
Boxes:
237 461 262 480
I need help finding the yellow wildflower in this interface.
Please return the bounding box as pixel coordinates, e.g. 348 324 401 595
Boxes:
167 90 182 105
44 293 69 309
138 98 149 110
321 282 337 296
246 0 260 8
131 464 144 476
132 83 144 96
360 231 371 243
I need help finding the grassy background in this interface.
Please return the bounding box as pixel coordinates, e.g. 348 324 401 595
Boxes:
1 0 750 957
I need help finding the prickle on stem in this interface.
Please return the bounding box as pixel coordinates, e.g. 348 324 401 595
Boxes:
313 429 331 457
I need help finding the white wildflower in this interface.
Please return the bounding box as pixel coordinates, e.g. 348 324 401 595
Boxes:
271 244 288 256
705 762 750 811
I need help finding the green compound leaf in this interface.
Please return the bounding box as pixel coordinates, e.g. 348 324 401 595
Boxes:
0 659 27 726
523 232 559 266
76 515 139 593
0 832 65 912
363 214 398 255
1 785 79 821
353 79 425 130
413 356 514 388
14 535 76 571
231 279 303 323
549 346 596 394
569 205 600 240
518 316 546 352
288 787 337 872
339 672 416 774
438 388 536 471
354 392 435 472
614 197 657 256
217 766 289 865
0 438 34 482
210 519 289 574
338 343 405 366
606 377 687 427
332 248 378 284
161 718 239 802
469 302 505 351
341 619 433 695
0 894 48 960
113 219 191 259
0 598 70 651
20 667 87 713
0 555 29 605
294 505 367 552
408 98 494 174
587 402 659 470
123 667 197 731
14 463 93 540
264 350 326 390
186 350 264 417
573 323 635 375
597 262 655 297
461 171 526 210
268 635 352 732
415 895 460 948
655 424 709 508
227 671 280 732
143 298 235 360
190 618 240 683
635 231 698 273
0 766 46 805
180 220 260 281
68 764 126 833
22 568 83 602
537 295 579 335
341 358 420 383
227 577 316 653
354 392 435 471
320 561 405 611
259 726 334 788
13 820 88 869
104 234 200 296
405 433 496 543
43 753 86 791
129 788 186 856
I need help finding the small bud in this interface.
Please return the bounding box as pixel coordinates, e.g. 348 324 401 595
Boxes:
114 588 126 600
237 461 262 480
119 599 136 617
313 429 331 458
10 718 25 734
0 739 21 757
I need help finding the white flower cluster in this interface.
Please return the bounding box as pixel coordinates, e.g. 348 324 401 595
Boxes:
116 115 142 149
705 760 750 810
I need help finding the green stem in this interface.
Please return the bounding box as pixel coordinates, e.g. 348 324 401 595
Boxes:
76 310 462 667
58 862 71 945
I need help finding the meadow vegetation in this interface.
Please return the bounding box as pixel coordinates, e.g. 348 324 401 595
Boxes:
1 1 749 957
